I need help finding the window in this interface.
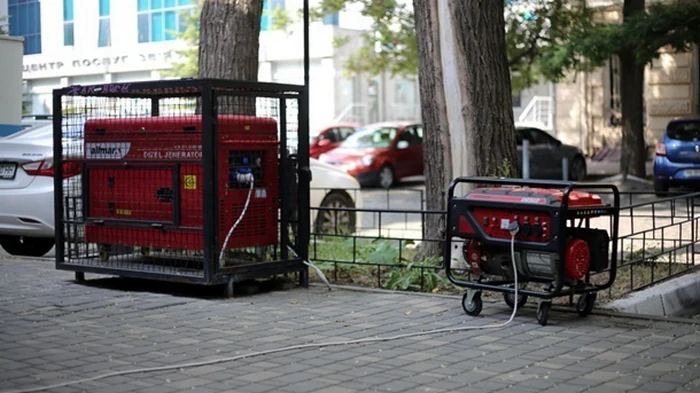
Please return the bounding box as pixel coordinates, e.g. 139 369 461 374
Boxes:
261 0 285 31
323 13 339 26
98 0 110 47
607 55 622 127
338 127 355 141
138 0 193 43
521 128 556 146
398 126 422 148
64 0 74 46
8 0 42 55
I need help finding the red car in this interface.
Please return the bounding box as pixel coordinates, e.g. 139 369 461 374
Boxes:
310 123 358 159
318 122 423 188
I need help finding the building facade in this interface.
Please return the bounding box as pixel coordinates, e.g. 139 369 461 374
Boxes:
555 1 700 155
7 0 421 134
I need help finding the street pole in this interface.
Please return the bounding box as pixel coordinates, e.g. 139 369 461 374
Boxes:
303 0 310 93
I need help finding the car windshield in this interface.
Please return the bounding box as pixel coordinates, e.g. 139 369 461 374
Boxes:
341 126 397 149
668 120 700 141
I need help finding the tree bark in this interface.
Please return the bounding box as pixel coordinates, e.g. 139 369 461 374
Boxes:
414 0 517 260
413 0 452 258
198 0 264 114
620 0 647 178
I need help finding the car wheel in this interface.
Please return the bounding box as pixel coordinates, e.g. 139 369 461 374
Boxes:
569 156 587 181
314 192 356 234
0 236 55 257
654 179 669 197
378 165 395 189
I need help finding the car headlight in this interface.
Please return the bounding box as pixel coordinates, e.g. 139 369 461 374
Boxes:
360 155 374 166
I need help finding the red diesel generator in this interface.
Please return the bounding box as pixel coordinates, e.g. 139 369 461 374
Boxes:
444 177 619 326
83 115 279 259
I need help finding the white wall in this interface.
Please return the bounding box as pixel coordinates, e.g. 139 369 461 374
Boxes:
0 36 23 133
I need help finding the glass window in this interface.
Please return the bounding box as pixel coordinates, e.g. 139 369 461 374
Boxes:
98 19 111 47
137 0 193 43
342 127 398 149
137 13 150 43
9 0 42 55
98 0 111 47
64 0 74 46
99 0 110 17
323 13 339 26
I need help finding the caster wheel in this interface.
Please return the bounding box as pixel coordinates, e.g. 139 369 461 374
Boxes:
75 272 85 282
537 302 551 326
140 247 151 256
99 250 109 262
576 292 597 317
462 291 483 316
504 288 528 309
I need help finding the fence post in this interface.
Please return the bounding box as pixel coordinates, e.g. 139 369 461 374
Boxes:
522 139 530 179
562 157 569 181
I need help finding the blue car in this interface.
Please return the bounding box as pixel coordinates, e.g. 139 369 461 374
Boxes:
653 118 700 195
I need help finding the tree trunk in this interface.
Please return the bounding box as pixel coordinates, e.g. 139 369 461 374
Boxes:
620 0 647 178
413 0 517 260
198 0 264 114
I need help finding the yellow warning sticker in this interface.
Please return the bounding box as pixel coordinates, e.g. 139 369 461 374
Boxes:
116 209 132 216
184 175 197 190
244 125 251 131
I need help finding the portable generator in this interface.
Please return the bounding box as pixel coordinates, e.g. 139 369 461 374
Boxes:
444 177 619 326
83 115 279 260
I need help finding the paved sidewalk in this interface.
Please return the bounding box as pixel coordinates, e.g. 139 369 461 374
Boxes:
1 259 699 393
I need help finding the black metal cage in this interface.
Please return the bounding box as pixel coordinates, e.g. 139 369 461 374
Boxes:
53 79 309 295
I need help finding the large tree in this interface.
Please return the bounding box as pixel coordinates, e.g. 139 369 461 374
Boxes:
413 0 518 256
198 0 264 81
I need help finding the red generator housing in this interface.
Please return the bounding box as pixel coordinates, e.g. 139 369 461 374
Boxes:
83 115 279 252
444 178 620 326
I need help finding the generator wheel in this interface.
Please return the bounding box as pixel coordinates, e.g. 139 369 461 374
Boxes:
140 247 151 256
99 251 109 262
504 290 528 309
462 291 482 316
536 301 551 326
576 293 597 317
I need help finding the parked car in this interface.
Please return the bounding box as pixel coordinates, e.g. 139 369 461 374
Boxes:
517 126 587 181
310 123 358 159
0 123 361 257
653 117 700 195
318 121 424 189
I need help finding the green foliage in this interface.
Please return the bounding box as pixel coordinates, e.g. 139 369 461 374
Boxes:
0 15 8 35
166 2 297 78
539 0 700 81
269 6 295 33
165 3 201 78
313 0 417 78
383 256 450 292
313 0 596 92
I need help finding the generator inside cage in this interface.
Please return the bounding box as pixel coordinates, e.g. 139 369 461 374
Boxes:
53 79 309 295
444 178 619 326
83 115 279 255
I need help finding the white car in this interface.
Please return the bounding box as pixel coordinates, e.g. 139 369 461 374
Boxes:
0 123 361 257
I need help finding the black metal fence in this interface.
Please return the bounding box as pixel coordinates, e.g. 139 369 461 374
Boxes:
309 189 700 297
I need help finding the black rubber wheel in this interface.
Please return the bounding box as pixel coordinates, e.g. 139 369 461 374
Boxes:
654 179 669 197
0 236 54 257
537 302 551 326
75 272 85 282
504 289 528 309
314 192 357 234
462 291 483 316
378 165 395 189
576 292 597 317
569 156 587 181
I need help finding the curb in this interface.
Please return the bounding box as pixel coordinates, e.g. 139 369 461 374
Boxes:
603 270 700 318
